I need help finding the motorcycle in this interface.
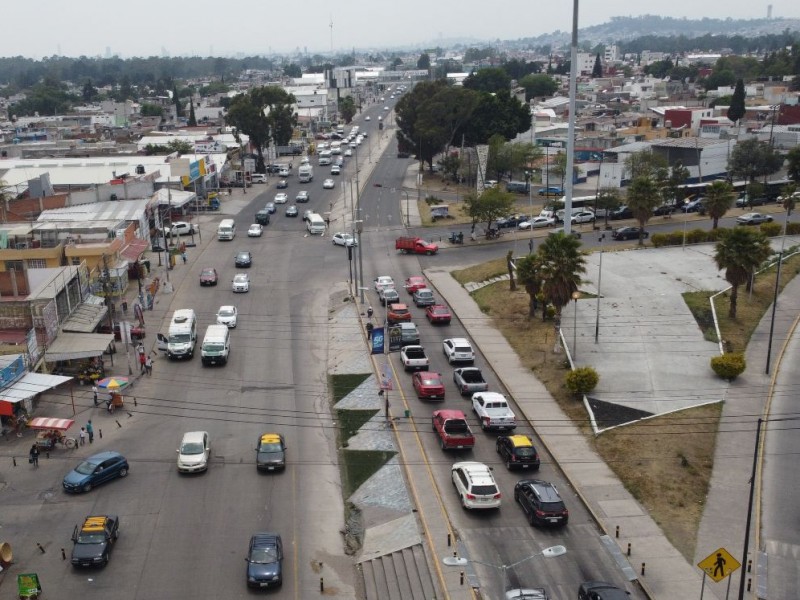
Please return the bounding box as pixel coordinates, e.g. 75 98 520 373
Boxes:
485 228 503 240
448 232 464 245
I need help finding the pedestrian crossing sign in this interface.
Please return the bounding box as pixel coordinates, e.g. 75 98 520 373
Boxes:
697 547 741 583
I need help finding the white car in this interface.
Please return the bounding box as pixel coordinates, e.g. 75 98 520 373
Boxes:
163 221 196 237
383 106 389 111
278 167 290 177
344 148 353 157
247 224 263 237
378 116 383 121
322 179 335 189
232 273 250 293
365 116 371 121
451 462 501 510
443 338 475 364
274 192 288 204
332 232 357 247
216 305 238 328
571 211 596 224
373 276 395 292
518 216 555 230
331 165 341 175
177 431 210 473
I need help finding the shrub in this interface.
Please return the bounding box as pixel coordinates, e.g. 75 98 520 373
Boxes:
760 222 781 237
786 222 800 235
706 227 728 242
686 228 710 244
565 366 600 396
425 195 440 205
651 233 668 247
710 352 746 381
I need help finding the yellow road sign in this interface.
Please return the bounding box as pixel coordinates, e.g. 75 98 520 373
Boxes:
697 547 741 583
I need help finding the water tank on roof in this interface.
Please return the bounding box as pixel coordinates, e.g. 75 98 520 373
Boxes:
136 164 145 175
110 193 118 201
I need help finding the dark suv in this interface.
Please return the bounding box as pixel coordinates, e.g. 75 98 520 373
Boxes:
578 581 630 600
514 479 569 527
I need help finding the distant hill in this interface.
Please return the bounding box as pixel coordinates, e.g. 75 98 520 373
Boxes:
513 14 800 49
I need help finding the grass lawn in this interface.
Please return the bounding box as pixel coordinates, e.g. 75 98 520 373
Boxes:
330 373 371 403
463 246 800 561
341 449 396 499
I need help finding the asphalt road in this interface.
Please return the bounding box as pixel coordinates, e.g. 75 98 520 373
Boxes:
354 153 642 598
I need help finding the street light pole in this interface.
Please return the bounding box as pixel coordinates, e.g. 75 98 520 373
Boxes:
572 291 580 360
595 234 605 343
402 190 410 227
442 545 566 599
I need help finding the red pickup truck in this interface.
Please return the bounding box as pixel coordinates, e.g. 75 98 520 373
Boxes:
396 237 439 255
432 409 475 450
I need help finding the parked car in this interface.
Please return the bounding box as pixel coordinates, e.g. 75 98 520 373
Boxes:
514 479 569 527
653 204 676 216
538 186 563 196
608 205 633 220
199 267 218 286
425 304 452 325
736 196 770 208
682 198 704 213
163 221 196 237
737 212 773 226
612 226 648 241
451 462 502 510
578 582 630 600
571 211 596 224
63 451 129 493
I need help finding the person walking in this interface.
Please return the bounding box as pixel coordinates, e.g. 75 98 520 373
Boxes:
79 427 87 446
145 355 153 376
139 351 147 374
92 383 99 407
181 251 187 264
29 444 39 467
86 420 94 444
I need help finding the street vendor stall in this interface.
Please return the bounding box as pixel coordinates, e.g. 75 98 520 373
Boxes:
28 417 77 450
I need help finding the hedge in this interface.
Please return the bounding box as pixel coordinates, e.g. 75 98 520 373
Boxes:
650 222 788 248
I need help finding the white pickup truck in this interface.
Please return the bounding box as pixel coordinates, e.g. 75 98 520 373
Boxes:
400 345 429 372
471 392 517 431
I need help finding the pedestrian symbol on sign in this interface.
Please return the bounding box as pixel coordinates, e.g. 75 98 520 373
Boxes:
697 547 740 583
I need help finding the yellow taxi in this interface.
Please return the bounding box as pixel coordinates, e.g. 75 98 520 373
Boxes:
496 434 541 470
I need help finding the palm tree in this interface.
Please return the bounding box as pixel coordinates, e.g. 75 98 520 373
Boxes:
538 232 586 322
515 253 544 317
626 175 660 246
704 181 735 229
714 228 772 319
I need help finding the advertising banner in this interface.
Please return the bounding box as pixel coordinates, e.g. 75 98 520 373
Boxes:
388 325 402 352
370 326 385 355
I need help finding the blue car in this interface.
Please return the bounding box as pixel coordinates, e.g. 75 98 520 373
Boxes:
63 451 129 493
538 186 563 197
246 533 283 588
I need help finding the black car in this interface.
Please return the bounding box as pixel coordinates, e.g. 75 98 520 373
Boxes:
276 179 288 189
246 533 283 588
235 251 252 268
71 515 119 567
608 205 633 220
497 214 526 229
496 435 541 470
612 226 648 241
578 581 630 600
514 479 569 527
736 195 769 208
653 204 676 216
255 433 286 471
255 209 271 226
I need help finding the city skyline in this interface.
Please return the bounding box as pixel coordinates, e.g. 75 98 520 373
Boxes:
2 0 799 60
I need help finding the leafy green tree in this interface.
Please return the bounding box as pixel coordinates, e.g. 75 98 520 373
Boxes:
518 74 558 100
703 181 735 229
625 150 669 182
391 57 403 69
713 228 772 318
464 187 516 230
463 67 511 93
626 176 660 245
457 89 530 145
596 187 622 228
10 79 75 116
82 79 98 102
787 146 800 182
167 139 193 154
283 64 302 78
439 153 462 182
538 232 586 325
515 253 545 317
339 96 356 124
702 69 736 91
140 103 164 117
592 53 603 78
172 85 183 118
782 182 797 216
664 161 690 204
644 58 674 78
417 53 431 70
502 58 542 80
728 139 783 197
727 79 746 125
550 153 579 191
188 101 197 126
200 81 230 96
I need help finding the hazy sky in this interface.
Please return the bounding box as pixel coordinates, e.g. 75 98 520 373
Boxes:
3 0 799 59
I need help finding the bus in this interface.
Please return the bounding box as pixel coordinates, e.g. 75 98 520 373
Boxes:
542 195 599 220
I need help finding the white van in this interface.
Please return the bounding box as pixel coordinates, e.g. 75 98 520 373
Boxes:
168 309 197 360
218 219 236 240
306 213 326 235
318 151 332 166
201 324 231 366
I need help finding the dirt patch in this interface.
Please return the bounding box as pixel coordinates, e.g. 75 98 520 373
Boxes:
468 280 720 560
